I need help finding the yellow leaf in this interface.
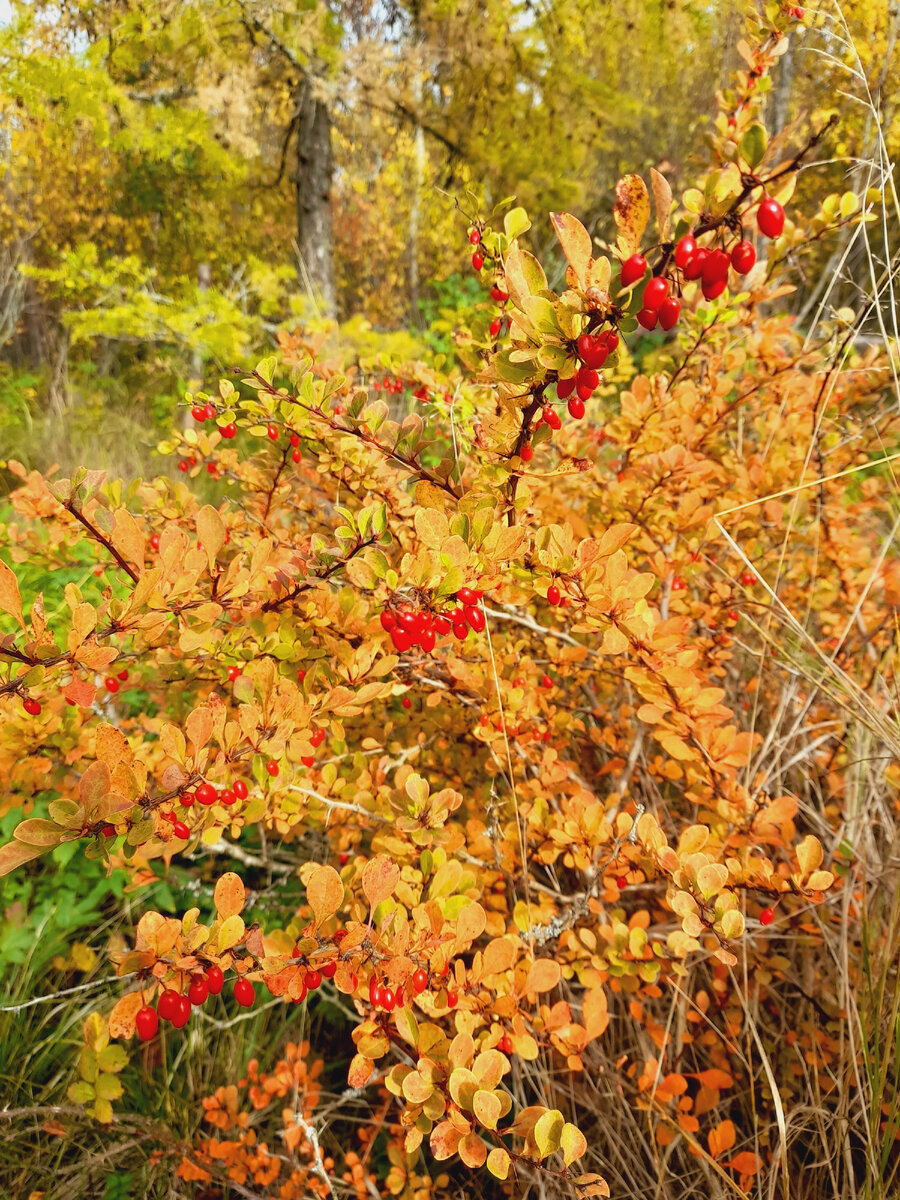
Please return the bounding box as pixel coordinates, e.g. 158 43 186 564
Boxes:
196 505 225 568
473 1089 502 1130
613 174 651 258
534 1108 565 1158
213 872 246 918
796 835 823 877
486 1148 510 1180
0 557 25 628
218 914 245 952
459 1133 487 1168
561 1122 587 1166
550 212 593 290
307 864 344 925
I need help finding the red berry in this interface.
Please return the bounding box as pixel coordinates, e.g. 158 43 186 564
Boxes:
643 276 669 309
221 422 237 439
447 991 459 1008
234 978 255 1007
402 696 412 709
233 779 248 800
369 977 383 1007
577 333 609 369
576 365 599 393
472 251 484 271
760 907 775 926
339 851 349 865
674 234 697 268
757 197 785 239
23 697 41 716
620 254 648 287
157 989 180 1022
469 229 481 244
465 605 485 632
178 460 189 473
292 448 301 463
289 433 300 447
196 783 217 806
731 240 756 274
520 445 534 462
636 308 659 330
188 976 209 1006
204 402 216 420
381 986 396 1011
227 665 240 681
117 668 129 682
205 965 224 995
150 533 160 550
306 968 322 990
192 405 207 421
172 820 190 840
498 1034 513 1054
105 677 119 693
489 318 502 338
135 1005 159 1041
658 297 681 331
740 571 758 585
412 968 429 994
543 407 562 431
555 375 576 400
266 761 279 777
267 423 279 441
701 277 728 301
540 674 553 688
605 329 620 352
102 824 116 837
702 249 730 286
219 789 235 806
547 585 561 606
682 248 708 281
170 994 192 1028
490 285 509 302
616 876 628 890
380 610 396 632
567 397 585 419
320 960 337 980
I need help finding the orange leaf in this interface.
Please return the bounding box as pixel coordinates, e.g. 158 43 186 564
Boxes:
213 872 246 919
307 864 344 926
362 854 399 910
724 1152 760 1176
525 958 561 995
708 1120 736 1158
108 990 145 1039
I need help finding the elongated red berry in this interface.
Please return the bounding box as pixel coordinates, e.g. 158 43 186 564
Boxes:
620 254 648 287
205 964 224 994
447 990 459 1008
540 674 553 688
576 366 599 394
520 445 534 462
188 976 209 1006
636 308 658 330
682 248 708 281
760 907 775 925
196 783 217 806
702 277 727 301
731 240 756 274
135 1005 159 1041
157 989 180 1022
266 761 279 777
702 249 730 286
150 533 160 550
642 276 669 309
757 197 785 238
568 397 585 419
23 697 41 716
233 779 248 800
498 1034 513 1053
547 585 561 605
227 665 240 681
267 423 279 440
674 234 697 268
172 820 190 840
543 407 562 431
192 405 207 421
658 297 681 330
234 978 255 1007
577 333 609 369
465 605 485 632
472 251 484 271
381 986 396 1011
469 229 481 244
412 968 429 994
219 789 235 806
489 317 502 338
556 375 576 400
105 677 119 693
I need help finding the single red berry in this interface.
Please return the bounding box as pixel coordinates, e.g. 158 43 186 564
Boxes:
392 628 413 652
205 964 224 995
620 254 648 287
381 986 396 1011
658 297 681 331
701 277 728 301
682 248 708 281
266 761 279 777
293 979 308 1004
182 788 197 806
604 329 620 352
490 285 509 302
297 668 306 682
543 407 562 431
234 978 255 1007
178 460 189 472
320 960 337 980
540 674 553 688
642 276 669 309
731 240 756 274
117 668 129 682
472 251 484 271
203 402 216 420
172 820 190 840
105 677 119 693
233 779 248 800
196 783 217 806
188 976 209 1006
170 995 191 1028
760 907 776 926
447 990 459 1008
369 977 383 1007
547 585 561 606
289 433 300 447
301 755 315 767
306 968 322 991
412 968 429 994
380 610 396 632
636 307 659 330
219 789 235 806
23 697 41 716
402 696 412 709
576 365 599 394
465 605 485 632
227 665 240 681
192 405 207 421
291 448 301 463
616 876 628 890
498 1034 513 1054
568 397 585 419
674 234 697 268
150 533 160 550
757 197 785 239
135 1005 159 1041
157 989 180 1022
489 317 502 338
267 423 279 441
520 445 534 462
102 824 116 837
555 375 576 400
221 422 237 439
469 228 481 244
339 850 349 865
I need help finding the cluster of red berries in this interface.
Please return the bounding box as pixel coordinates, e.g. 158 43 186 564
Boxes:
381 586 485 654
179 778 252 809
134 964 229 1039
369 965 453 1011
618 196 785 330
104 669 129 694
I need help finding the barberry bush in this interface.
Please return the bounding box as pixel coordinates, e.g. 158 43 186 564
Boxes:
2 7 900 1199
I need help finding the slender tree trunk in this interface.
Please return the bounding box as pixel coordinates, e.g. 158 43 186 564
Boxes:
295 76 336 317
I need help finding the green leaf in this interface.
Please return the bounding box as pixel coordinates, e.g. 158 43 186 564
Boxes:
739 124 767 169
504 206 531 241
67 1081 95 1104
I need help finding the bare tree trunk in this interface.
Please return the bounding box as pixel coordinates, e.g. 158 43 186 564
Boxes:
295 76 336 317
